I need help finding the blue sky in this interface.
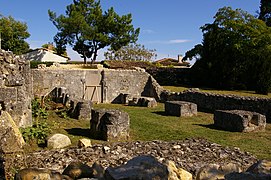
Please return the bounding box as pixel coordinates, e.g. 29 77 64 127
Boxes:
0 0 260 62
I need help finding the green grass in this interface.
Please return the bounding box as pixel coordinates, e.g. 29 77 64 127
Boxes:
163 86 271 98
25 88 271 160
93 103 271 160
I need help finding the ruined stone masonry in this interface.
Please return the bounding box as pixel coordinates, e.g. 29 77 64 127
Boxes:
161 89 271 123
165 101 197 117
90 109 130 141
0 49 32 127
214 110 266 132
32 68 164 105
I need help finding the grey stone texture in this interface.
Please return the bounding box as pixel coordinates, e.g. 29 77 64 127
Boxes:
165 101 197 117
161 90 271 123
105 155 169 179
32 68 163 104
0 49 32 127
214 110 266 132
90 109 130 141
128 96 157 107
68 99 93 120
5 138 259 179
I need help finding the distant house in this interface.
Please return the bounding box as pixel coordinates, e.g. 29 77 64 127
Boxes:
21 48 69 63
155 55 190 67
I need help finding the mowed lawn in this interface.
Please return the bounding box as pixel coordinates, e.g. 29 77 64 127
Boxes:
163 86 271 98
93 103 271 160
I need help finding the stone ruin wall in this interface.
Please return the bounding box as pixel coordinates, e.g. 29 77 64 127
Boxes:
102 69 163 103
161 90 271 123
32 68 163 104
32 69 97 100
0 50 32 127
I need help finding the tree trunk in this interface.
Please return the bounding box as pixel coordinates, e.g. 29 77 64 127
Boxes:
83 56 87 64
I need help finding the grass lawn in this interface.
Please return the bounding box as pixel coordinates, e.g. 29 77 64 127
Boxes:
163 86 271 98
24 87 271 161
93 103 271 160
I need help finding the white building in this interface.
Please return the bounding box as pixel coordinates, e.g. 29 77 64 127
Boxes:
21 48 69 63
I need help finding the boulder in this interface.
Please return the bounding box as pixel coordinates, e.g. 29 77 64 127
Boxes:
14 168 71 180
165 101 197 117
105 155 168 179
225 172 271 180
62 161 94 179
196 163 242 180
47 134 71 149
246 159 271 174
214 110 266 132
167 160 192 180
0 110 25 153
90 109 130 141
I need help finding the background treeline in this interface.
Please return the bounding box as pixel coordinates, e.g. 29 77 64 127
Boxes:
185 4 271 94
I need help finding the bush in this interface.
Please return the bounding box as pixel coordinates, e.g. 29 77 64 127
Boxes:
20 122 50 145
30 61 54 68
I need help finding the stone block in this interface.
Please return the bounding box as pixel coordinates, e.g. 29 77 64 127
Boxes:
68 99 93 120
128 96 157 107
0 111 25 153
214 110 266 132
165 101 197 117
90 109 130 141
137 97 157 107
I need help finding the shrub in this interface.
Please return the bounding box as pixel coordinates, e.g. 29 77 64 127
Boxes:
20 122 50 145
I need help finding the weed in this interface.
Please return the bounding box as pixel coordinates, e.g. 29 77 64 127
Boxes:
20 122 51 145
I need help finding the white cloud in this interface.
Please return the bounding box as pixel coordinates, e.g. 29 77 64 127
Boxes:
146 39 191 44
168 39 191 44
142 29 155 34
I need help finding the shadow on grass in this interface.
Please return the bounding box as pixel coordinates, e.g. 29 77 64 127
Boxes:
152 111 168 116
65 128 105 140
194 123 221 130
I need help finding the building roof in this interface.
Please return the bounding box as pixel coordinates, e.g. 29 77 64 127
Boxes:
26 48 70 60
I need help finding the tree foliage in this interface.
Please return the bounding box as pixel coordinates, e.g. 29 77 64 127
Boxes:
0 15 30 54
187 7 271 94
42 42 68 57
104 43 157 61
48 0 140 64
259 0 271 27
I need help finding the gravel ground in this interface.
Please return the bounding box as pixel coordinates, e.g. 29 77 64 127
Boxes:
3 138 258 179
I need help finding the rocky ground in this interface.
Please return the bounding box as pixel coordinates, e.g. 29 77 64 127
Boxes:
3 138 258 179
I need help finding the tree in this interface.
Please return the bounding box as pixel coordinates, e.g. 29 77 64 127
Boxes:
259 0 271 26
42 42 68 57
104 43 157 61
48 0 140 64
186 7 271 94
0 14 30 54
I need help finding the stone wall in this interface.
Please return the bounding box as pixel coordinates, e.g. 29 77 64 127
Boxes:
32 69 101 100
161 90 271 123
32 68 163 104
102 69 163 103
0 50 32 127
